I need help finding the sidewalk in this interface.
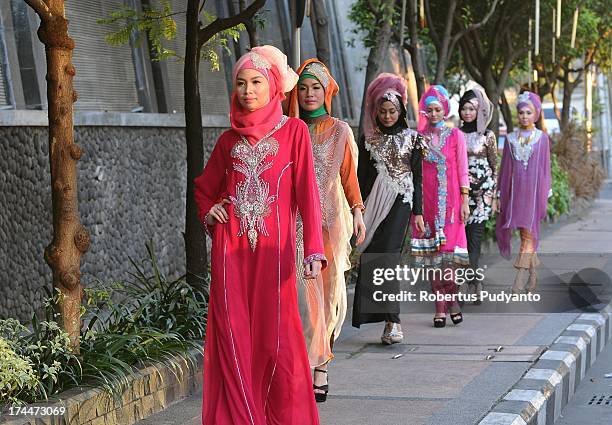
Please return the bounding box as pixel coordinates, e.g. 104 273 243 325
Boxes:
137 181 612 425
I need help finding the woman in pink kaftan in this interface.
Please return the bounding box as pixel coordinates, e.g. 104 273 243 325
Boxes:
194 45 326 425
411 85 470 328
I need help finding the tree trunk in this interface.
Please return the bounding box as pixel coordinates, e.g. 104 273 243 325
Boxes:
182 0 266 289
245 22 258 48
550 81 561 121
433 0 457 83
239 0 259 48
500 90 513 133
184 0 207 288
408 0 426 98
560 71 581 132
25 0 89 349
357 0 394 140
310 0 331 68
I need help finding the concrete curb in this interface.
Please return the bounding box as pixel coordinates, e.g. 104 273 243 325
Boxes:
478 306 612 425
0 349 203 425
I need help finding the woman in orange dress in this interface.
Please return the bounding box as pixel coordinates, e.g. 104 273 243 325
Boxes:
287 59 366 402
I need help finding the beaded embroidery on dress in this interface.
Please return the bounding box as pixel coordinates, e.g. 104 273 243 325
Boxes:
508 129 542 169
230 116 288 251
365 128 423 204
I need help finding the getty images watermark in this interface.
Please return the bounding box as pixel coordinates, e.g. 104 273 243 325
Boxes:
356 252 612 314
371 265 541 304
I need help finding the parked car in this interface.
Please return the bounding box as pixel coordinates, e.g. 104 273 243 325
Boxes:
497 119 507 152
541 103 561 135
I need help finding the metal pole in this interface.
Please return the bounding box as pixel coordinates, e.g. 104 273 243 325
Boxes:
556 0 562 38
570 8 579 48
0 14 16 108
535 0 540 55
585 66 593 152
293 27 301 68
528 19 532 87
290 0 304 68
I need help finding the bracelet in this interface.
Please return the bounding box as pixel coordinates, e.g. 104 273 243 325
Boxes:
351 203 365 213
304 253 327 266
460 187 469 195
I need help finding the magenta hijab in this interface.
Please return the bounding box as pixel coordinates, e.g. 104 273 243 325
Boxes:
230 45 298 143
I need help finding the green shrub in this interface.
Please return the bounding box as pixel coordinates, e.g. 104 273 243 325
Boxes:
547 153 572 218
78 243 207 395
0 336 39 405
0 242 208 405
0 308 82 405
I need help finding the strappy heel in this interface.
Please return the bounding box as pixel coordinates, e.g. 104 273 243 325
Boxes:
433 317 446 328
450 312 463 325
313 368 328 403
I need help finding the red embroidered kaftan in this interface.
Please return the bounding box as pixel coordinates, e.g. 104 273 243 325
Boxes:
195 116 325 425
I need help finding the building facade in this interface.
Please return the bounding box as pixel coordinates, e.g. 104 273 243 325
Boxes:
0 0 366 320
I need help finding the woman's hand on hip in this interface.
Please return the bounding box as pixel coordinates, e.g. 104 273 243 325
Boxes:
205 199 230 225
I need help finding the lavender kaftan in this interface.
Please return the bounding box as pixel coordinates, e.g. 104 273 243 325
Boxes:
496 129 552 259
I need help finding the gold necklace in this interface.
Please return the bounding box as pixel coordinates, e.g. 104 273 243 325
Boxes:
518 131 534 146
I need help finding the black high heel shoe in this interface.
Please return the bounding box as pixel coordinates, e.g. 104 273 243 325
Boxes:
433 317 446 328
313 368 328 403
450 312 463 325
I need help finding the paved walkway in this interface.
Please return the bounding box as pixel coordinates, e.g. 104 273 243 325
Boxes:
137 181 612 425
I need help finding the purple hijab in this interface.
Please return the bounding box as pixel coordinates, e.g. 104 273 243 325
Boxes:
517 91 542 118
495 127 551 258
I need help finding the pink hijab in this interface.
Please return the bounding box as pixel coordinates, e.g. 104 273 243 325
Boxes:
417 85 450 133
230 45 298 143
363 73 408 138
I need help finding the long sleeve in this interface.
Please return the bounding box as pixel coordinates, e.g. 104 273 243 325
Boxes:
357 134 377 201
455 129 470 189
495 140 514 258
194 138 228 226
410 142 423 215
539 133 552 217
292 121 327 266
339 129 364 211
485 130 498 193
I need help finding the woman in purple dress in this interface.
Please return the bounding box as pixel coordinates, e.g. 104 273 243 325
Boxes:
496 91 551 294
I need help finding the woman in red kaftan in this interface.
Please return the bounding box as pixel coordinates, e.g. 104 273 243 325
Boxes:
194 45 326 425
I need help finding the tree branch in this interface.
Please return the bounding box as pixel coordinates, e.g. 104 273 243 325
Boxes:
24 0 52 19
484 1 516 67
458 36 483 82
424 0 441 48
497 45 529 85
442 0 457 45
449 0 500 50
403 42 415 56
198 0 266 48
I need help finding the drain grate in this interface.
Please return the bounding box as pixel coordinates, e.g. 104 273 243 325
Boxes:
588 395 612 406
